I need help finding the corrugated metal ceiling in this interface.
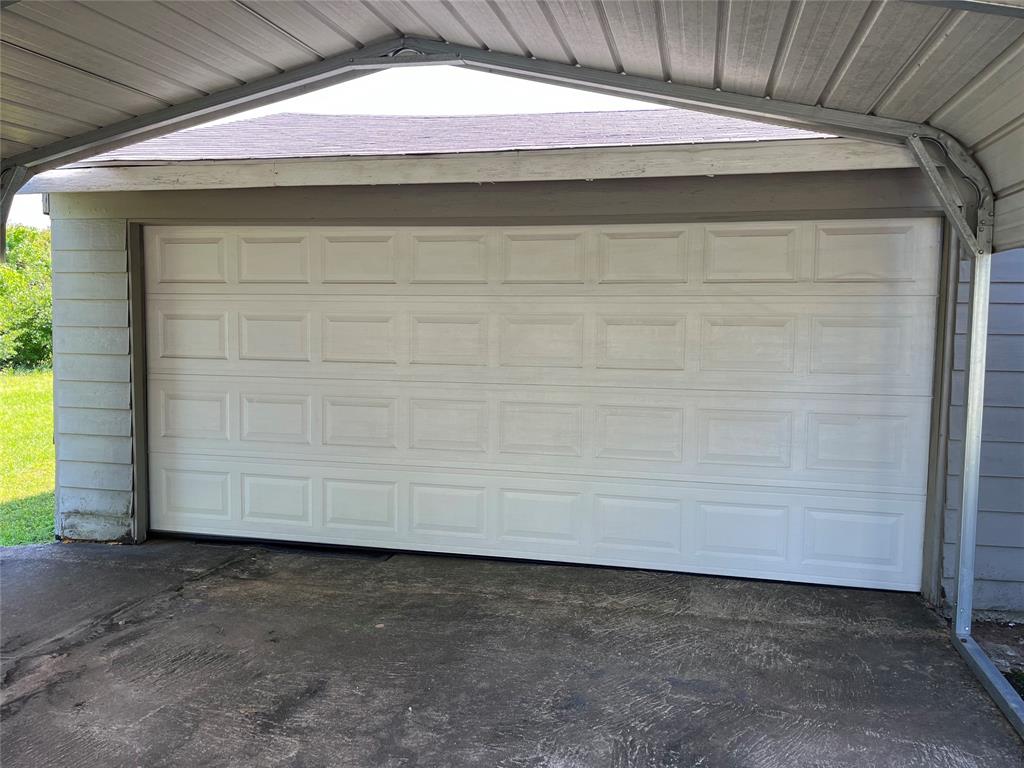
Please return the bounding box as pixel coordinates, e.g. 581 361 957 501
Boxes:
2 1 1023 246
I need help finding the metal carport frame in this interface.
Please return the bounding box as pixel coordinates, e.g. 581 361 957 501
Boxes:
1 35 1020 737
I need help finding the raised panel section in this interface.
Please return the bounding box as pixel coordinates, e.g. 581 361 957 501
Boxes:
322 234 397 283
596 316 685 370
241 394 311 444
803 508 901 568
410 399 488 453
324 479 397 530
410 315 487 365
596 406 683 461
499 402 583 457
700 316 795 372
162 469 230 519
411 484 486 537
698 410 792 467
814 224 914 282
704 225 798 282
597 230 688 283
239 313 310 361
323 397 396 448
161 391 228 439
810 317 909 375
411 233 488 283
501 232 585 283
499 490 581 544
323 316 395 363
156 237 226 283
595 495 682 553
242 474 311 524
157 312 227 359
142 221 937 592
697 503 788 559
807 413 907 472
238 235 310 283
500 315 583 368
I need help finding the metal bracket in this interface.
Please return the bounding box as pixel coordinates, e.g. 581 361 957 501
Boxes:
908 136 980 255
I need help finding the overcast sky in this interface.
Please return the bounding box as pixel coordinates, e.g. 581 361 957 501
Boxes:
9 66 660 229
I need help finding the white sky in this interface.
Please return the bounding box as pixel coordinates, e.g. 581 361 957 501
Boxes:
9 66 662 229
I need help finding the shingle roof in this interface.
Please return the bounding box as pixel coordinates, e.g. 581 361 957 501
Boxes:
82 110 828 164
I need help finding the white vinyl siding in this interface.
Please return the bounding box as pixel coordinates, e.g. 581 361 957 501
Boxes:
51 217 133 540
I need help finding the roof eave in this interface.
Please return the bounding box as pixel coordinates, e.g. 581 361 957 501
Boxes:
24 138 915 195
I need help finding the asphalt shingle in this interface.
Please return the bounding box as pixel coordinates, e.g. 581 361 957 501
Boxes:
80 110 828 164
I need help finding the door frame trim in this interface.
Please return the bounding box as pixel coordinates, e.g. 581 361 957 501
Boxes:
126 211 950 581
128 222 150 542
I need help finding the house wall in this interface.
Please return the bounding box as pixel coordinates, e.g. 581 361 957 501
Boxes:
51 217 133 540
943 248 1024 614
49 168 1020 612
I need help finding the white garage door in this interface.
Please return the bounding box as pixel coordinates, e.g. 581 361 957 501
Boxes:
145 218 939 590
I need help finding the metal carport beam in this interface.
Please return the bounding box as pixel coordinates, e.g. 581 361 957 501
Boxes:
909 1 1024 18
0 38 459 177
0 164 29 257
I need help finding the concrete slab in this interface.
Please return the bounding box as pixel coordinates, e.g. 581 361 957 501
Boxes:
1 540 1021 767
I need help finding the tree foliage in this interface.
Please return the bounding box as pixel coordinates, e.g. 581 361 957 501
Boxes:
0 225 52 369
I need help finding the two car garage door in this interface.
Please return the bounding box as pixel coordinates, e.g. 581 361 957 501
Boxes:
144 218 939 590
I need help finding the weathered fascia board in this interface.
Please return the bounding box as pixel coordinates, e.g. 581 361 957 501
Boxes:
22 138 915 194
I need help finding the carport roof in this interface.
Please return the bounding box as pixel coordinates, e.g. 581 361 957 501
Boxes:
76 110 827 164
1 0 1023 249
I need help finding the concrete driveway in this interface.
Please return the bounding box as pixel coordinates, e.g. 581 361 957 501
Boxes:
1 540 1021 767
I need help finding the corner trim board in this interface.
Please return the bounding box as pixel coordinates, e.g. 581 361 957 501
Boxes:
128 223 149 542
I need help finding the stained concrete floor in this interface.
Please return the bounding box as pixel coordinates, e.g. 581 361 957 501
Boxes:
1 541 1022 768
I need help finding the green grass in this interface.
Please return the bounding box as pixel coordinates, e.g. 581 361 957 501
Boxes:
0 369 55 545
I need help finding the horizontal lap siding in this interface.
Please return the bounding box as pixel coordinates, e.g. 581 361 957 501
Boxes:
51 218 133 540
944 248 1024 612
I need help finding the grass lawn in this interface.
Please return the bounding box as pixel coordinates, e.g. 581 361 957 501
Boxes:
0 369 55 545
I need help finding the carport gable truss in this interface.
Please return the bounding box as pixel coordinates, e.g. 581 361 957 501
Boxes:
1 33 1021 736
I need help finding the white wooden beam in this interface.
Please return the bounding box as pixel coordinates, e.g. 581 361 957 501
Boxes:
22 139 916 194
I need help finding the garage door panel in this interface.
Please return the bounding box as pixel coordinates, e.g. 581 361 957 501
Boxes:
148 377 931 494
145 219 939 590
148 453 924 590
146 296 936 396
145 220 939 298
